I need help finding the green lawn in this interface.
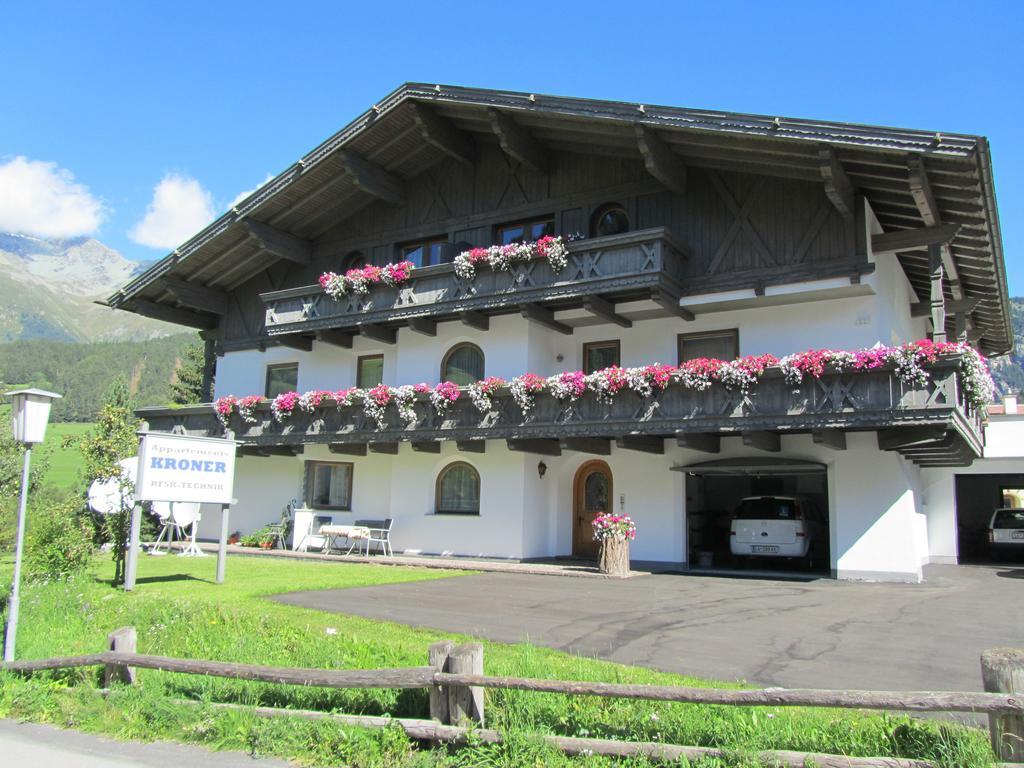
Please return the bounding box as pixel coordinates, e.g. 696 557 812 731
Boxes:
40 422 92 489
0 554 997 767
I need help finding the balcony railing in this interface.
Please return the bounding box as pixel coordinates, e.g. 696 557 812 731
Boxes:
139 356 985 466
261 227 689 335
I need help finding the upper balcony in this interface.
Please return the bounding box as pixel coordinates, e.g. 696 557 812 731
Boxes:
260 227 689 339
139 355 986 467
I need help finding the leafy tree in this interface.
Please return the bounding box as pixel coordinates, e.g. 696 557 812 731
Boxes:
78 379 138 584
169 340 209 404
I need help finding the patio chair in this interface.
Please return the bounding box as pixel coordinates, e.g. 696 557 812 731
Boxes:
266 499 297 550
355 518 393 556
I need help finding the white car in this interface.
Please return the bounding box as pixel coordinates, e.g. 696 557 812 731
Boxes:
730 495 824 565
989 508 1024 558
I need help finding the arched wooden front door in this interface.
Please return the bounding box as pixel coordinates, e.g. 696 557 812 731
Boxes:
572 460 613 559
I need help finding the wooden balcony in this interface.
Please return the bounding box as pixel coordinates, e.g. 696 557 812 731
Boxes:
139 356 985 467
260 227 689 337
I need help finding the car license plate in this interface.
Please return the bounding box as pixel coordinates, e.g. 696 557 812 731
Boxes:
751 545 779 553
1011 531 1024 540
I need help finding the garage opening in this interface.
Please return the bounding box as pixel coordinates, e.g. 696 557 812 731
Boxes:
676 459 830 576
954 474 1024 564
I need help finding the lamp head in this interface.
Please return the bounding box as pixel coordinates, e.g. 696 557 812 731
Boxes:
5 388 62 445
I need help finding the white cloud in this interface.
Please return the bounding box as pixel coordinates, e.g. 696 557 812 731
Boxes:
229 173 274 210
0 156 105 238
129 173 216 250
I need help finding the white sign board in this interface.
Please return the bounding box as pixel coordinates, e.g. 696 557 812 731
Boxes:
135 432 236 504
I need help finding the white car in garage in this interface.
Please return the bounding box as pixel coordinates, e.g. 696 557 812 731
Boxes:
730 495 825 565
989 508 1024 558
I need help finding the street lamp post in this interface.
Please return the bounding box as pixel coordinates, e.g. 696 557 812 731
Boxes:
3 388 61 663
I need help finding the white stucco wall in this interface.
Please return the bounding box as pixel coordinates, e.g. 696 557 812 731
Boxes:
918 416 1024 564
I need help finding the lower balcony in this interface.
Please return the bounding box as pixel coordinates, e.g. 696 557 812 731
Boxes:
139 356 985 467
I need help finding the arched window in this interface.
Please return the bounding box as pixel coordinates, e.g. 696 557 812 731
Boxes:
435 462 480 515
340 251 366 272
441 343 484 386
590 203 630 238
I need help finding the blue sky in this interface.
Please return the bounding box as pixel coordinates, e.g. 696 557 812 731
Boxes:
1 1 1022 292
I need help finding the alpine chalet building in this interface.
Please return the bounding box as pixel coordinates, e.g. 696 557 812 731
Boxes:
107 84 1015 582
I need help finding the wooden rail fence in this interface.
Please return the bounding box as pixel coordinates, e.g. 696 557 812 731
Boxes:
2 627 1022 767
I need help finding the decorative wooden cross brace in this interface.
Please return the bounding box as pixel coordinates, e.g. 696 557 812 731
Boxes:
301 295 322 320
395 286 418 307
718 390 756 417
569 249 604 281
639 243 658 271
508 260 537 287
813 377 860 412
631 393 663 421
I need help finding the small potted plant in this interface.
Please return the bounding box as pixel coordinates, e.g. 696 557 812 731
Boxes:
592 514 636 578
239 527 275 549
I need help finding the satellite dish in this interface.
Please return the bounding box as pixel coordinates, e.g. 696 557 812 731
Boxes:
87 457 138 515
152 501 173 521
170 502 201 528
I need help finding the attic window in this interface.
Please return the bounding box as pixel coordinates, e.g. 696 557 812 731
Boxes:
401 237 449 267
591 204 629 237
497 217 554 245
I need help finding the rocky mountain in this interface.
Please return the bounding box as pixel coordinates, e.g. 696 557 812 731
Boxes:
989 297 1024 396
0 232 178 342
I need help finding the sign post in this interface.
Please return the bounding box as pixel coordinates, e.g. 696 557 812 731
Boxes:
133 432 237 588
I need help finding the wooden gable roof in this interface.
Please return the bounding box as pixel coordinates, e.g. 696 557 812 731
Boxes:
105 83 1012 356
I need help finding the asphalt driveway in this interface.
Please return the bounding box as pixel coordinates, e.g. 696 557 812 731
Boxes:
275 563 1023 692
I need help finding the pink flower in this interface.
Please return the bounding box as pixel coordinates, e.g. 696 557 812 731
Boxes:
368 384 392 406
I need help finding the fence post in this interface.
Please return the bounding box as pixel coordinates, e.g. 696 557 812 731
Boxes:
428 641 453 723
446 643 484 727
104 626 137 687
981 648 1024 761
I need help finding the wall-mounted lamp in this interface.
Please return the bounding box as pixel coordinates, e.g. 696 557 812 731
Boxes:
555 354 564 363
537 461 547 479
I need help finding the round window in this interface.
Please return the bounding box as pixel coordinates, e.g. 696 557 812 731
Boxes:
592 205 630 237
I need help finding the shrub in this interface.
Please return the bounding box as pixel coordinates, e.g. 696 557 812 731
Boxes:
24 499 95 580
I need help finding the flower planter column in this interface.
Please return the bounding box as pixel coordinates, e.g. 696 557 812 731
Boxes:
598 536 631 578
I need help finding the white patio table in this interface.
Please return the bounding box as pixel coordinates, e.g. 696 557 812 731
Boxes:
318 524 372 555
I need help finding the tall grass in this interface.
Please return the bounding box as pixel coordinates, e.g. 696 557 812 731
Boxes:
0 554 997 767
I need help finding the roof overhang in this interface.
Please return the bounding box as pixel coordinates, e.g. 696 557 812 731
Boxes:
105 82 1013 356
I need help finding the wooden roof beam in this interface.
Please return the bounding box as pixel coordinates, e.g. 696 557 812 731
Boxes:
910 297 980 318
615 436 664 454
460 310 489 332
328 443 367 456
635 125 686 195
582 295 632 328
812 428 847 451
520 303 572 335
909 155 965 303
651 288 695 321
407 317 437 336
316 329 354 349
131 299 218 330
487 108 548 173
337 150 406 205
742 431 781 453
871 223 961 254
358 324 397 344
560 437 611 455
506 438 561 456
676 432 720 453
243 219 312 265
456 440 486 453
162 277 229 315
819 146 855 219
409 102 475 165
276 334 313 352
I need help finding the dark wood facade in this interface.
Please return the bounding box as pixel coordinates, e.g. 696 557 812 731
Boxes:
107 84 1011 357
